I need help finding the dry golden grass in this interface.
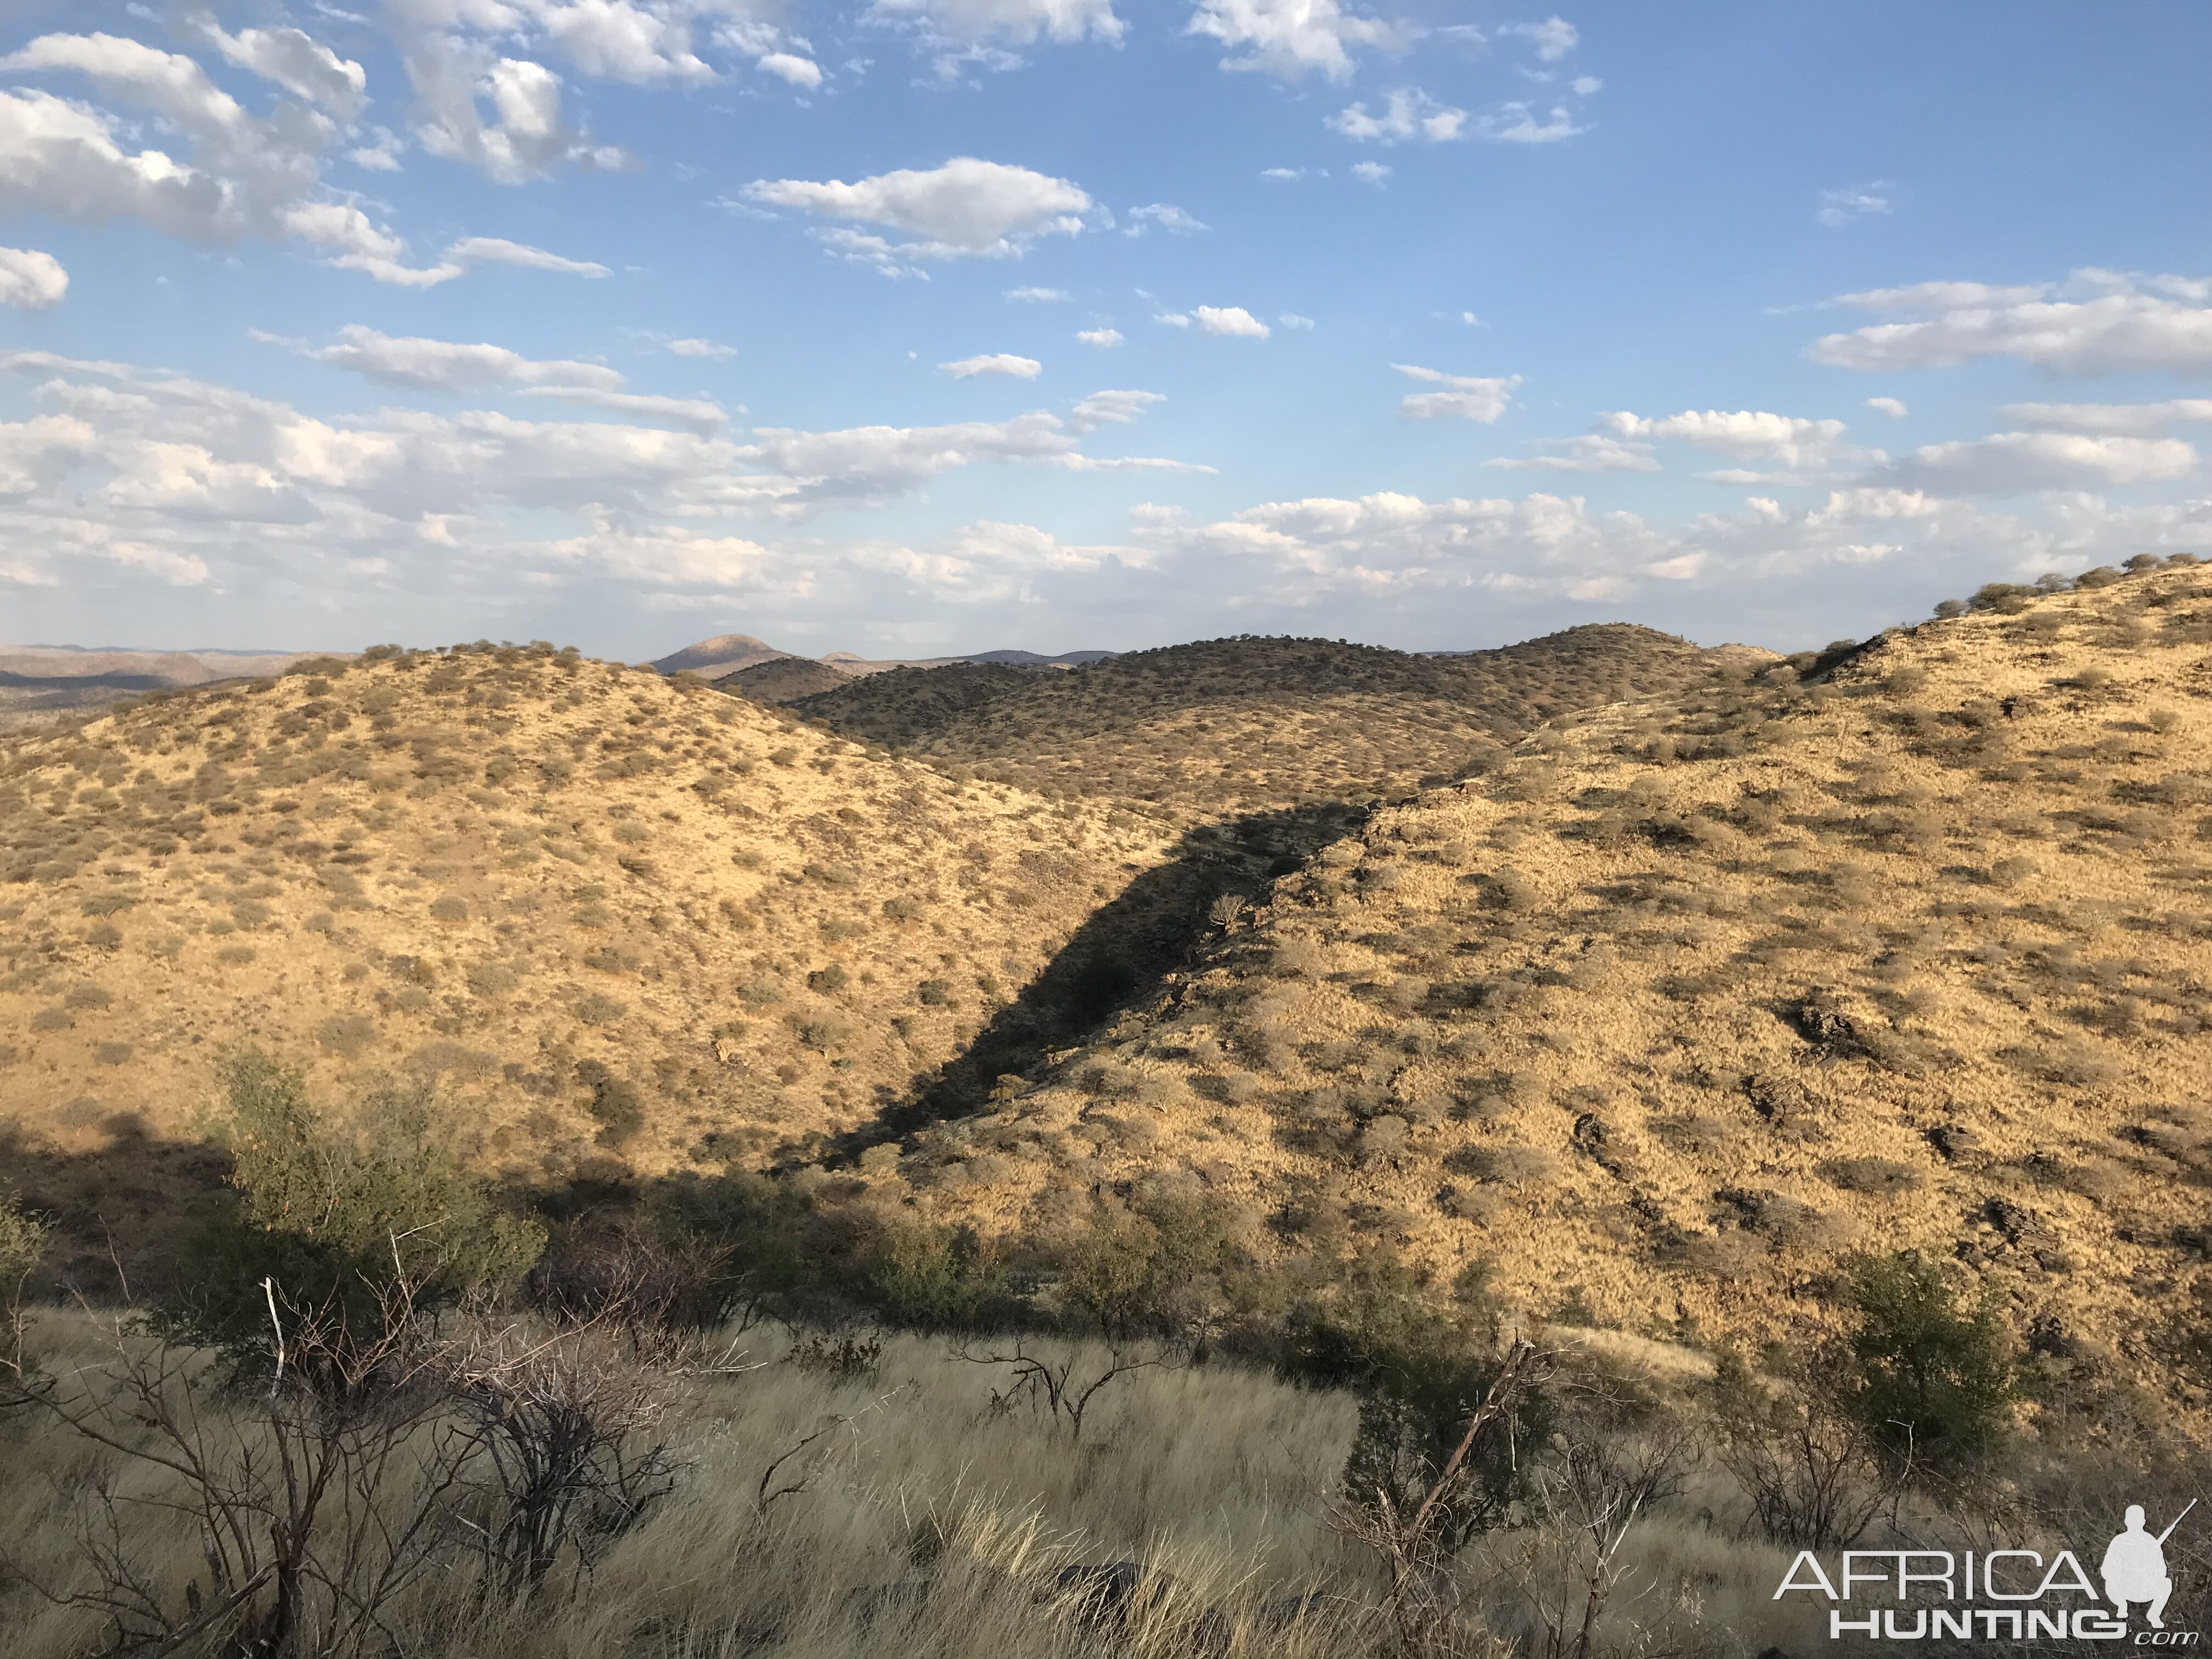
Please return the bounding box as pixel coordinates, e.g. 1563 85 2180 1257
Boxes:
892 565 2212 1375
0 647 1174 1212
0 1307 1867 1658
793 627 1755 823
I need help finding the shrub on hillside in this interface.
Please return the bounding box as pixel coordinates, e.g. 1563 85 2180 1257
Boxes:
162 1051 544 1365
1841 1250 2013 1476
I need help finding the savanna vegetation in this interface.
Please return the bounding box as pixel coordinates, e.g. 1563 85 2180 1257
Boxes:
4 558 2210 1656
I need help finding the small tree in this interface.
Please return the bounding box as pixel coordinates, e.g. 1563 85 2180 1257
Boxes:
165 1051 544 1371
1842 1250 2013 1476
1 1190 49 1380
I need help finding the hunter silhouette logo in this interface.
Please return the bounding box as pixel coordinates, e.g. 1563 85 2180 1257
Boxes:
2106 1501 2194 1629
1775 1498 2200 1642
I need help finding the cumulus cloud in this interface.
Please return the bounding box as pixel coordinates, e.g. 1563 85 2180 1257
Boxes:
1486 434 1659 473
259 324 625 394
1865 397 1909 419
870 0 1127 48
1808 269 2212 376
1007 285 1070 301
1598 408 1870 471
1068 388 1164 432
1194 306 1270 338
1997 399 2212 435
1880 432 2198 494
188 14 369 119
668 337 736 359
1126 202 1208 235
1330 88 1467 143
1132 475 2212 611
446 236 611 276
1076 328 1124 347
516 386 729 432
1280 313 1316 330
0 247 67 310
1187 0 1406 81
1498 17 1578 60
744 158 1095 269
0 351 1213 597
940 353 1043 377
755 52 823 87
1818 183 1891 228
0 26 610 285
1352 161 1391 184
1330 87 1582 144
1394 364 1519 422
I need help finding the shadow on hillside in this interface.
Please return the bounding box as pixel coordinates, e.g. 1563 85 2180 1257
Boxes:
0 1115 233 1304
842 799 1369 1153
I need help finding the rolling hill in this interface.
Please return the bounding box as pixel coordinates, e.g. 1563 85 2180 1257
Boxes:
713 657 855 705
789 625 1764 822
869 560 2212 1370
0 644 1181 1284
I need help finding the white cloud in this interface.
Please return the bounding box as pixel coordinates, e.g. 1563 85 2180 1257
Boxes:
1598 408 1867 470
668 337 736 359
1330 87 1467 143
260 324 626 394
400 42 625 183
349 127 405 171
870 0 1127 47
1187 0 1406 81
517 386 728 431
1996 399 2212 435
444 236 611 276
1126 202 1208 235
1261 166 1307 180
1279 312 1316 330
0 247 67 310
1466 101 1583 143
1499 17 1578 60
1881 432 2198 494
1194 306 1271 338
1817 183 1891 228
1068 388 1164 432
757 52 824 87
0 350 1214 596
189 15 369 119
1007 285 1070 301
1865 397 1909 419
744 157 1095 265
1076 327 1124 347
1570 74 1600 94
941 353 1043 378
1351 161 1391 184
1809 269 2212 375
0 29 609 286
1486 434 1659 473
1330 86 1582 144
1394 364 1519 422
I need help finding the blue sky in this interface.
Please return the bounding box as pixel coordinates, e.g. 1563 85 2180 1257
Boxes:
0 1 2207 660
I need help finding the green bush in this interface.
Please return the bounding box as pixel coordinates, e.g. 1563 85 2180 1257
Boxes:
164 1051 544 1362
1279 1252 1541 1554
1841 1250 2013 1475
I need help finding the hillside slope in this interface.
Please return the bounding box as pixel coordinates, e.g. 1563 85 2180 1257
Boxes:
883 562 2212 1370
783 662 1047 747
715 657 854 705
0 646 1175 1216
793 627 1753 822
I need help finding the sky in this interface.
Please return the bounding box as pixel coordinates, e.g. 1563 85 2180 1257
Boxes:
0 2 2207 661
